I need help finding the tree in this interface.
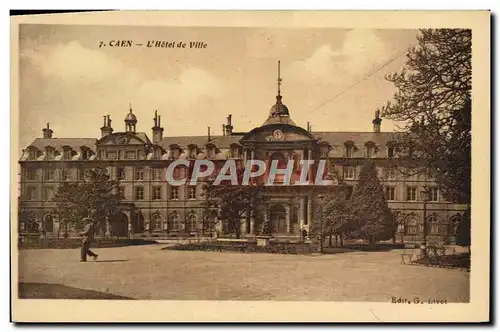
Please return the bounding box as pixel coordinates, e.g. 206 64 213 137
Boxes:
201 164 265 239
314 185 354 248
379 29 471 205
53 167 123 237
349 161 394 245
455 206 471 251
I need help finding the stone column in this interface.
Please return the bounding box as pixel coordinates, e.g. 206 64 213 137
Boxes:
308 149 313 184
307 196 313 226
263 206 269 234
243 149 248 163
250 149 255 160
250 215 255 234
299 196 305 229
285 205 291 233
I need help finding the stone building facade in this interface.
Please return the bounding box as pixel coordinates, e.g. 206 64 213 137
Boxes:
18 88 466 243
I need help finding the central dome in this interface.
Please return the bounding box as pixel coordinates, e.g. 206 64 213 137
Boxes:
269 95 289 117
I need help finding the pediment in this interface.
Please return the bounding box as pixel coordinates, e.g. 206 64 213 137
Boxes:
97 133 147 146
241 124 315 143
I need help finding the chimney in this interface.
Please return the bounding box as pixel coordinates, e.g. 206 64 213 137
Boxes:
222 124 226 136
100 115 114 137
152 110 164 144
42 122 53 139
307 121 311 132
224 114 233 136
208 126 211 141
372 110 382 133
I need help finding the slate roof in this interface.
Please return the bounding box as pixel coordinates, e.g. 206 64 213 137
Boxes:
20 130 405 161
26 138 97 152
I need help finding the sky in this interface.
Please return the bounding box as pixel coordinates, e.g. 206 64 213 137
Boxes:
18 25 417 149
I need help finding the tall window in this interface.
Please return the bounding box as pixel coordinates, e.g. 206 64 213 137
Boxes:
152 168 162 181
170 187 180 200
388 146 395 158
28 149 38 161
135 187 144 200
385 187 395 201
118 186 125 199
406 187 417 201
428 215 439 234
344 144 354 158
187 214 197 232
42 186 54 201
365 143 375 158
343 166 356 179
152 186 162 200
135 167 144 181
406 216 418 235
43 169 55 181
188 186 196 199
151 213 162 231
169 213 182 231
386 168 397 180
429 187 439 202
117 167 126 180
27 186 37 200
81 149 90 160
45 148 54 160
26 170 37 181
61 169 69 181
449 215 461 235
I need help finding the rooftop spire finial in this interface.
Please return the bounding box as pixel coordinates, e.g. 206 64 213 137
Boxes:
129 102 132 113
277 60 282 98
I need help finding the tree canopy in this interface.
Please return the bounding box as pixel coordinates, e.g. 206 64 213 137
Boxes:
380 29 471 205
52 167 123 237
349 161 394 244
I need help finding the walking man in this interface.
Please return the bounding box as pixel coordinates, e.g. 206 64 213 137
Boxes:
80 217 99 262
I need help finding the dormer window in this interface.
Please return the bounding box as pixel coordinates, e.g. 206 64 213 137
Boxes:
169 145 180 159
205 144 216 159
188 144 198 159
62 147 73 160
319 143 330 158
45 147 55 160
365 142 376 158
81 147 91 160
344 141 355 158
153 147 163 159
230 144 241 159
387 141 397 159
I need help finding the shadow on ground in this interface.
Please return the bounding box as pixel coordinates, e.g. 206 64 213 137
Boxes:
18 282 134 300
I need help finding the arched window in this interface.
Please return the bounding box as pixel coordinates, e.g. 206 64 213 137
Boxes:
449 215 462 235
405 215 418 235
151 213 162 231
169 213 182 232
43 214 54 232
428 215 439 234
187 213 197 233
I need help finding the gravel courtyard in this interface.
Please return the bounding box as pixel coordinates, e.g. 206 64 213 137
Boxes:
18 244 470 302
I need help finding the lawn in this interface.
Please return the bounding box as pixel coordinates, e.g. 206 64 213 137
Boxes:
18 244 470 302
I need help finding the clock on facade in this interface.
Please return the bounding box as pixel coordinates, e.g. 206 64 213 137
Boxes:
116 136 129 144
273 129 284 139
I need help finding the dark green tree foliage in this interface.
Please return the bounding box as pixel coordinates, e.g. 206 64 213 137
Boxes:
380 29 471 205
53 167 123 237
350 161 394 244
